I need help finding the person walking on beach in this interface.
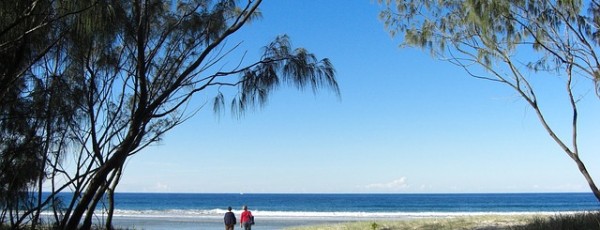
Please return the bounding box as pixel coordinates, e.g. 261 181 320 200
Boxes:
240 205 253 230
224 206 236 230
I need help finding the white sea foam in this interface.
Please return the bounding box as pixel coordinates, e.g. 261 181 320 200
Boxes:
87 209 579 220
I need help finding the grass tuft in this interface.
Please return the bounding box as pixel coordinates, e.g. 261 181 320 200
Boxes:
511 212 600 230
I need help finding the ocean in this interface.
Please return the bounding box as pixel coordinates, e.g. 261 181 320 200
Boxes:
46 193 600 229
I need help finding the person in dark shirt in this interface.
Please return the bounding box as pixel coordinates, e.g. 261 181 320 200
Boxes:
224 206 236 230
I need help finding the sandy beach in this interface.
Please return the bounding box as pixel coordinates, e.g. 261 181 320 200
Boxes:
284 215 543 230
106 214 545 230
109 215 360 230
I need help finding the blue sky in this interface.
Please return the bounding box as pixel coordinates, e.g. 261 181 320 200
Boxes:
118 1 600 193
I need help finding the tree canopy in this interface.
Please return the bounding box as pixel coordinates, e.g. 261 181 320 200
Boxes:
1 0 339 229
379 0 600 202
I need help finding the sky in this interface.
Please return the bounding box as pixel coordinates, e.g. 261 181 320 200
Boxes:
117 1 600 193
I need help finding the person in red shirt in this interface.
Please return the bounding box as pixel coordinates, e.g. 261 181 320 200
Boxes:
239 205 253 230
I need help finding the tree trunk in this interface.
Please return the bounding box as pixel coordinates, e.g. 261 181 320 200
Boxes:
571 154 600 202
65 153 127 229
105 167 122 230
105 188 115 230
60 176 82 228
81 181 110 230
66 179 101 229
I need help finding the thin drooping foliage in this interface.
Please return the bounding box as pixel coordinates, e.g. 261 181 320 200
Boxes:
1 0 339 229
379 0 600 202
1 0 87 227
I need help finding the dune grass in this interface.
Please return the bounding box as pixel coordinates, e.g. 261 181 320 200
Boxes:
512 212 600 230
285 212 600 230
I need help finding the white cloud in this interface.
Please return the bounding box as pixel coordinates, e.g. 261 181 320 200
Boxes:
366 177 409 191
151 182 170 192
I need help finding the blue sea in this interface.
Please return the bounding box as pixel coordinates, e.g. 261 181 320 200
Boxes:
47 193 599 229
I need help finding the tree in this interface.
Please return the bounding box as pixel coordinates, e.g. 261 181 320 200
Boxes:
3 0 339 229
1 0 86 227
379 0 600 202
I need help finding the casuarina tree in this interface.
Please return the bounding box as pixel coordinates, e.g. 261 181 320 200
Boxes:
1 0 339 229
379 0 600 202
1 0 87 227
